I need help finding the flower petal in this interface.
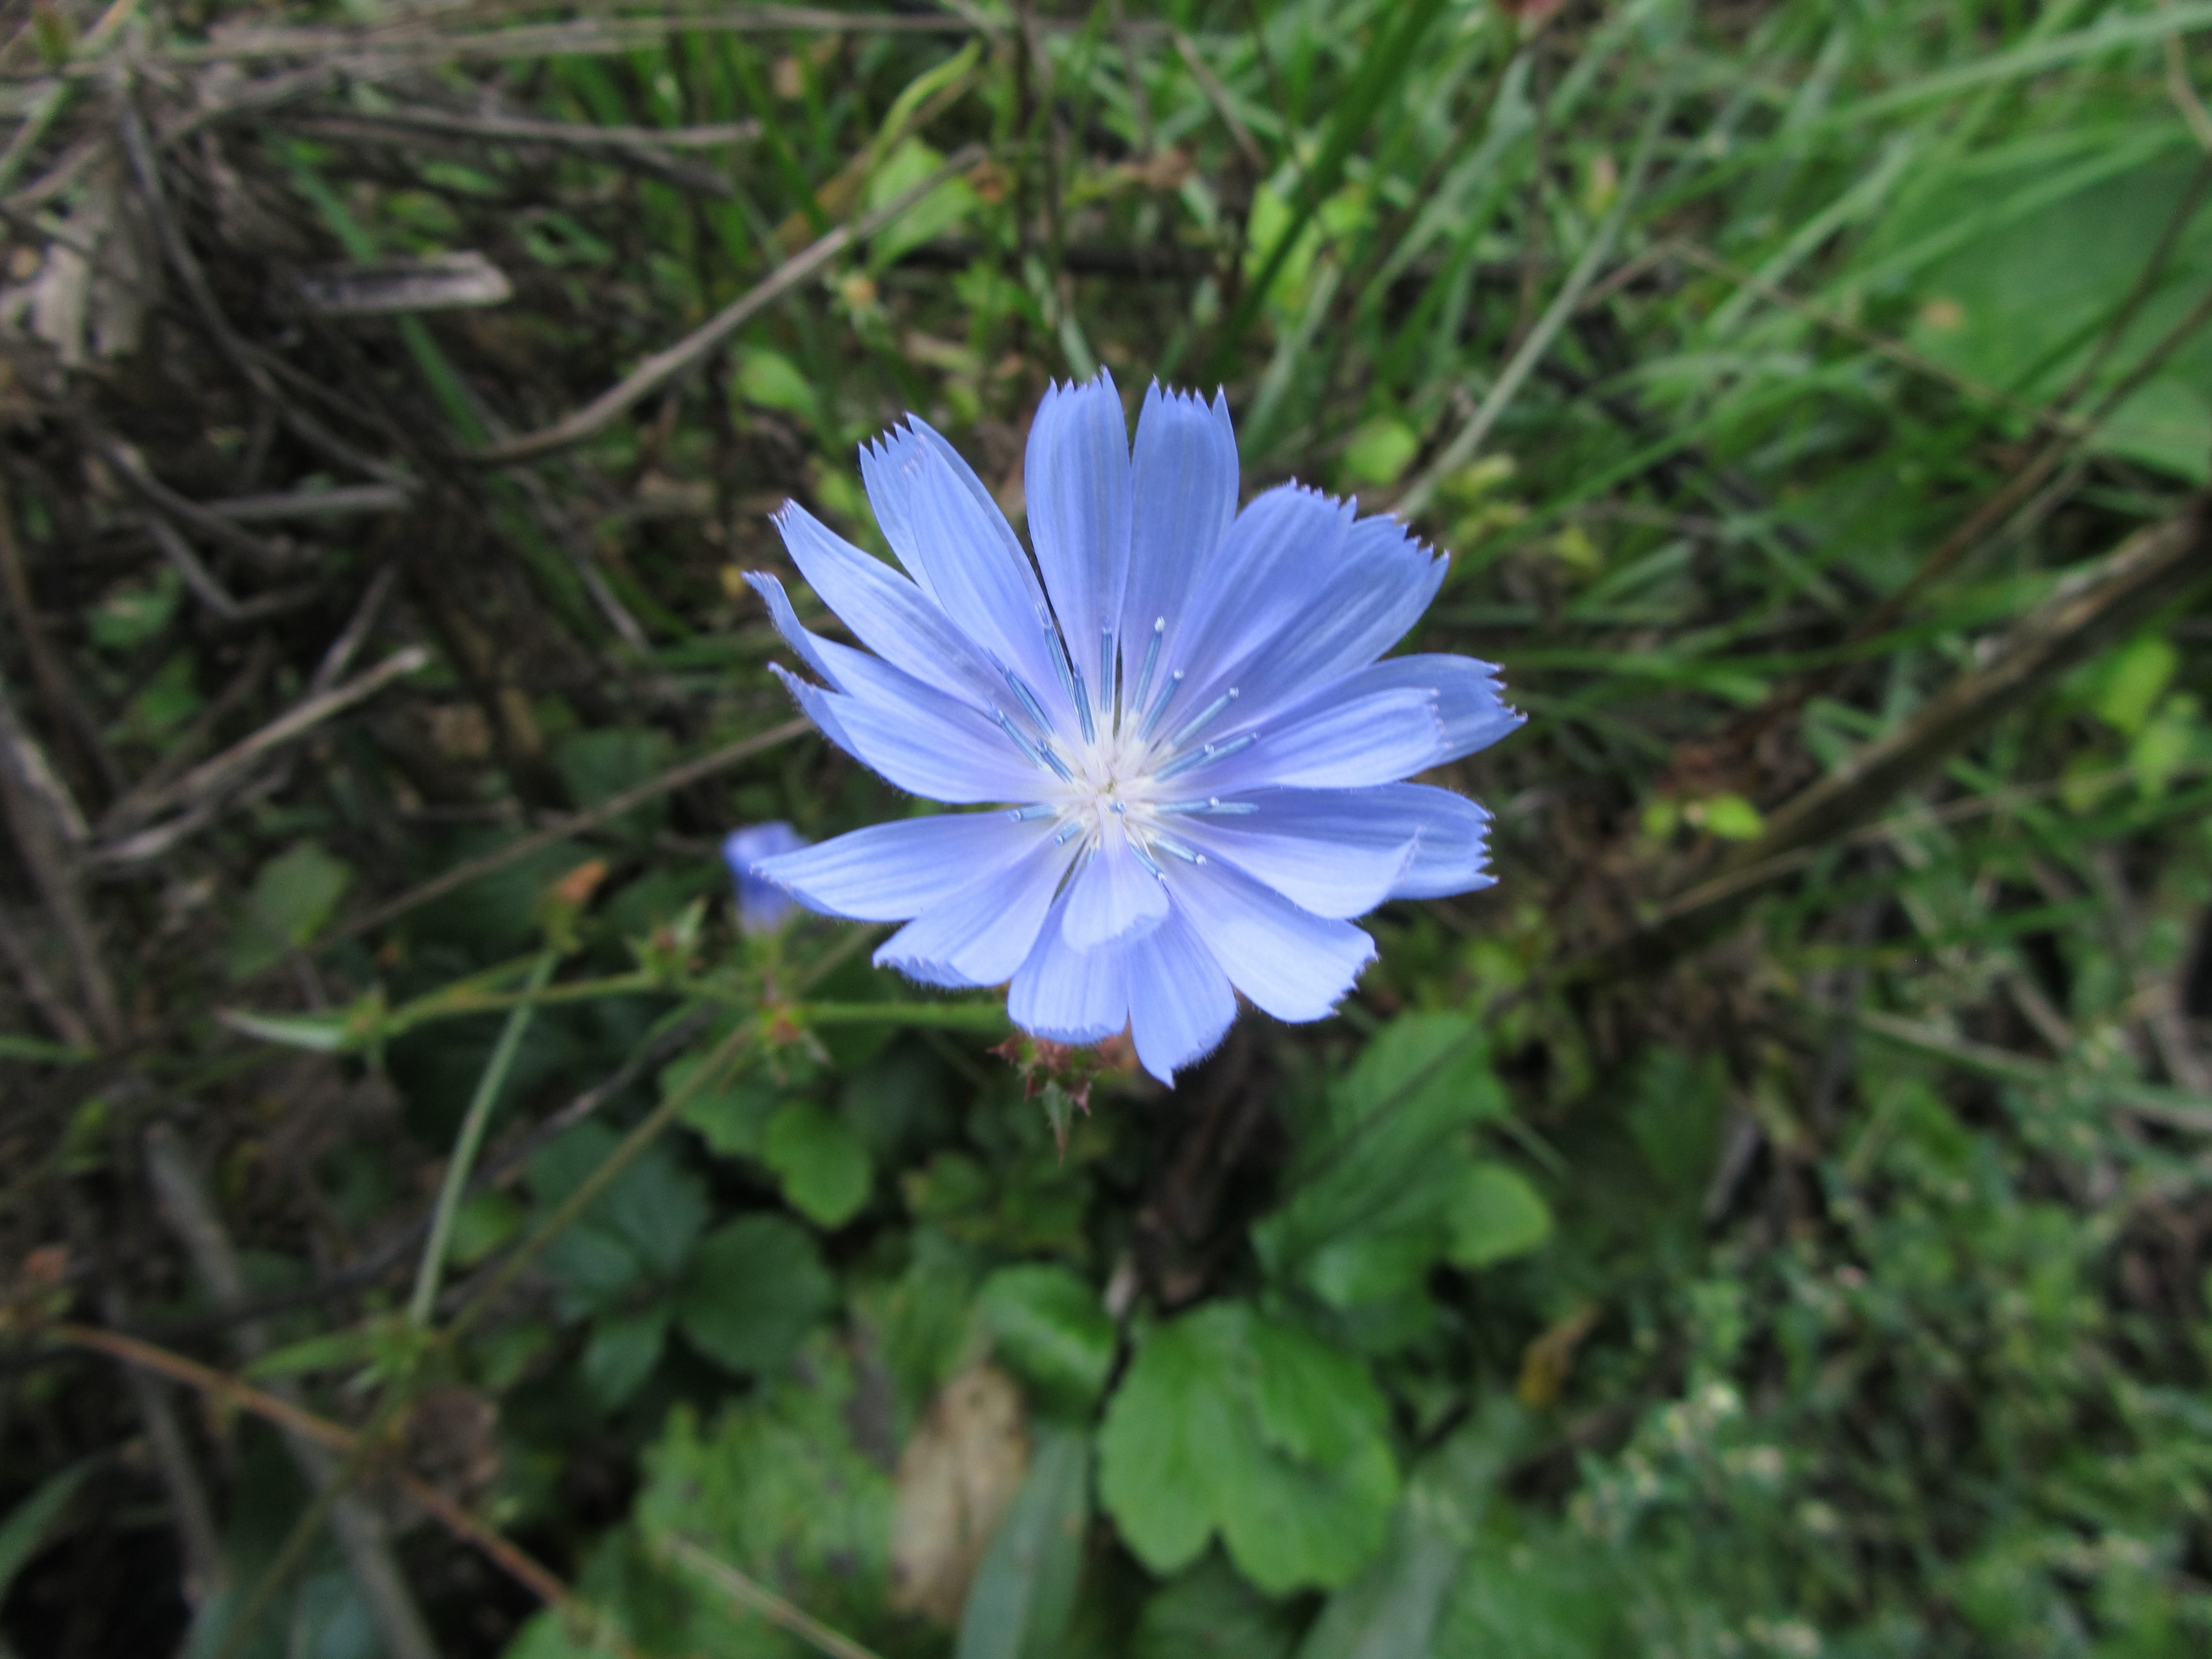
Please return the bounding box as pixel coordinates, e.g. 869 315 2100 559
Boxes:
773 663 1044 803
770 504 1002 708
1123 908 1236 1085
746 570 854 692
754 812 1057 922
1171 796 1416 918
1329 654 1524 767
875 835 1072 988
1009 891 1131 1044
1192 505 1445 725
1373 784 1496 899
1192 688 1441 793
859 421 1069 722
1026 372 1133 686
1167 484 1353 693
1061 817 1170 951
1176 784 1493 910
1122 384 1240 678
1164 858 1374 1024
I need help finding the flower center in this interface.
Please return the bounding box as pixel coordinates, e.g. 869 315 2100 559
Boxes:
996 614 1259 866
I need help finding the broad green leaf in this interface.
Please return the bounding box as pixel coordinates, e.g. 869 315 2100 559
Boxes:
955 1426 1089 1659
552 728 672 834
1134 1553 1301 1659
227 840 355 980
1098 1302 1398 1593
865 138 981 271
672 1058 779 1160
583 1306 670 1406
1444 1162 1554 1269
763 1100 873 1228
1254 1013 1510 1311
676 1215 834 1375
977 1264 1114 1412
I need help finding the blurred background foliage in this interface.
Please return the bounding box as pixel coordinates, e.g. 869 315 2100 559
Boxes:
1 1 2210 1656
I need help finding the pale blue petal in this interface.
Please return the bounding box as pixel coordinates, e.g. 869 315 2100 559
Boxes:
1177 785 1492 907
1172 797 1415 918
1330 654 1524 767
1122 384 1239 682
906 442 1074 725
1026 372 1132 675
1167 484 1353 692
772 663 1044 803
1188 507 1444 725
770 504 1003 708
1194 687 1441 792
1163 858 1374 1023
768 661 857 757
746 571 851 691
858 421 1069 724
1061 817 1169 950
875 836 1072 989
1009 891 1131 1044
754 813 1057 922
1371 784 1496 898
1123 908 1236 1085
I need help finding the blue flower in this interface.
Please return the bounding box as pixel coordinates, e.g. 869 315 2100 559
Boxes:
722 821 807 935
745 372 1521 1084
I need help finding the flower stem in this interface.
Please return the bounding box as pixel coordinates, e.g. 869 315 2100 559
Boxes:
408 947 558 1326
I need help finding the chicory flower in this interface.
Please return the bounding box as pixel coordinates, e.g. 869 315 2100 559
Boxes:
722 821 806 934
745 372 1520 1084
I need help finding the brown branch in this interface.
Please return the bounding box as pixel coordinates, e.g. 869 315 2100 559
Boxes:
1627 502 2211 965
49 1323 616 1642
470 143 988 465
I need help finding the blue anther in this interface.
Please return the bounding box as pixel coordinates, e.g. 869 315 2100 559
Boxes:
1169 688 1238 750
1154 730 1259 781
1130 618 1165 719
1004 669 1054 737
1137 670 1185 742
1151 834 1205 864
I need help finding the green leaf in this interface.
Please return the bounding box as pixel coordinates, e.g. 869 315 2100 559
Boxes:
676 1215 835 1375
243 1325 379 1382
1254 1012 1510 1311
583 1306 670 1406
531 1123 709 1310
977 1264 1115 1412
672 1058 779 1160
449 1188 524 1267
734 347 819 423
635 1342 898 1645
1444 1162 1554 1269
955 1426 1089 1659
551 728 672 835
227 841 355 980
0 1458 96 1602
1342 415 1421 487
1098 1302 1398 1593
1134 1552 1301 1659
2094 634 2181 735
763 1100 873 1228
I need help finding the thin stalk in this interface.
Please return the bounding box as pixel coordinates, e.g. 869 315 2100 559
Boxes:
408 948 558 1326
